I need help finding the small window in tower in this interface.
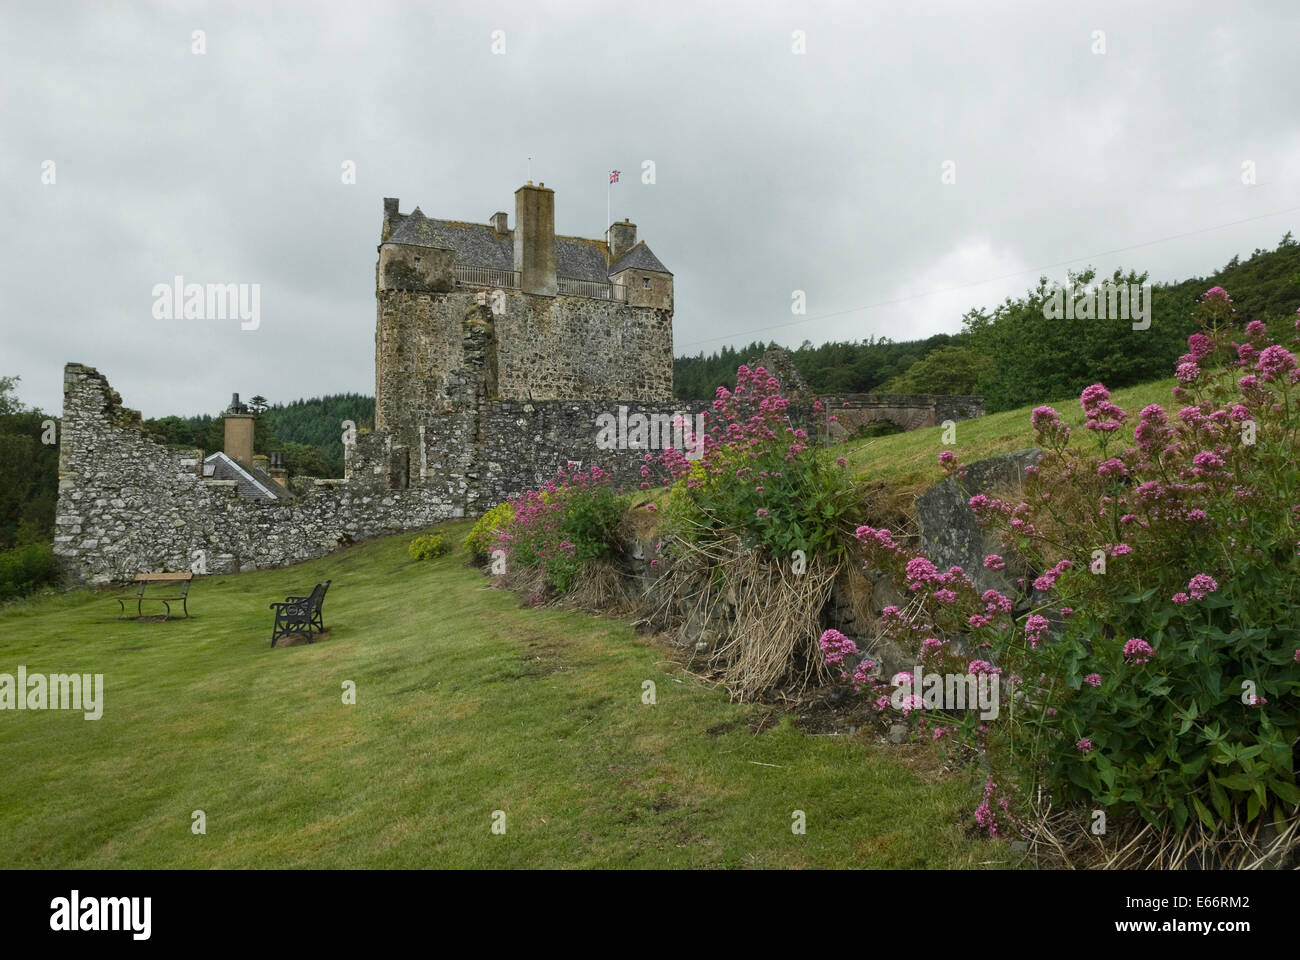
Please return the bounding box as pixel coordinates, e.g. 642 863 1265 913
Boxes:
642 277 651 289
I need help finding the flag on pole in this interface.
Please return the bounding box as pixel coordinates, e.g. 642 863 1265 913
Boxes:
609 170 621 184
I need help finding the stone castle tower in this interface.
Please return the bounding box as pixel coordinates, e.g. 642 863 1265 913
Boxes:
368 182 677 508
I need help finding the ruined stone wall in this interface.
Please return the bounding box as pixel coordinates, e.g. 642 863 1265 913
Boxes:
55 364 698 585
55 365 457 586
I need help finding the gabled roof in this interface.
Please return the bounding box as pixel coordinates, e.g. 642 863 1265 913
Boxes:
385 206 670 279
609 241 672 277
203 452 285 501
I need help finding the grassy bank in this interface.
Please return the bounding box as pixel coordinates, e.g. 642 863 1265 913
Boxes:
0 525 998 869
843 379 1176 493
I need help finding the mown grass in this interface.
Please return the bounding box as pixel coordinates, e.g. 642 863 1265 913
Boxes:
0 525 1002 868
842 378 1177 494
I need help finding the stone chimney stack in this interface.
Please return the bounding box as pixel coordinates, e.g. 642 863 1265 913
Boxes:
490 211 509 234
514 183 557 295
223 393 255 469
606 219 637 262
268 450 290 489
381 197 400 241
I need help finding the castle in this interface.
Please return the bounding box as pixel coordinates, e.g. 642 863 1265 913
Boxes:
369 183 678 506
53 184 693 584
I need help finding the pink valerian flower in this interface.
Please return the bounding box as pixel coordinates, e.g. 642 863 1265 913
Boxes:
931 588 958 605
1294 649 1300 663
1109 543 1132 557
1187 573 1218 600
1080 383 1128 432
1175 361 1200 383
873 695 890 712
818 628 858 668
1123 638 1154 664
855 525 902 554
835 456 847 468
1024 614 1051 648
983 554 1006 571
1076 738 1094 753
939 450 958 470
755 508 769 519
1030 406 1071 445
850 659 876 690
1084 673 1102 687
898 694 924 716
1060 607 1073 618
1172 592 1190 604
1203 286 1230 301
905 556 938 586
1255 344 1297 382
891 671 914 688
920 637 945 659
1097 458 1128 479
1246 694 1268 707
1134 404 1173 453
1191 450 1226 472
968 659 1001 676
982 589 1012 614
1033 559 1072 593
1186 332 1214 360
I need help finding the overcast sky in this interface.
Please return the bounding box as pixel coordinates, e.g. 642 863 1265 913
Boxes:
3 0 1299 417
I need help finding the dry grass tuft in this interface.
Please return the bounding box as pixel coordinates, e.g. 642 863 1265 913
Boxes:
1021 788 1300 870
641 534 841 700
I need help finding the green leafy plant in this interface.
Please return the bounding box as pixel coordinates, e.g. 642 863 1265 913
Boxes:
407 533 449 561
463 502 514 563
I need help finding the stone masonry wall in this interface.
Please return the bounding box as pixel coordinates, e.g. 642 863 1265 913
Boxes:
55 364 701 586
56 365 457 586
375 288 673 452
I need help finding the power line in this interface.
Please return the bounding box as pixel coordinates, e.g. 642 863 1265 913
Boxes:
676 202 1300 352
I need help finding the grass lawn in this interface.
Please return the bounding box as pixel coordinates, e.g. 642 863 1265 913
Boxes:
0 525 1002 869
843 379 1177 494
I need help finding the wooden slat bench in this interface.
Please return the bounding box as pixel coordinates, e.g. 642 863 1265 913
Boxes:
114 572 194 620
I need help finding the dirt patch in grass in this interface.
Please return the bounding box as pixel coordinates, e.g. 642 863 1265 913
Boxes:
787 687 887 736
273 630 331 648
518 639 566 677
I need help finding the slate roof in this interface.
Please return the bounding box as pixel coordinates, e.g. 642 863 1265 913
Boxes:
386 208 671 278
203 452 285 501
388 209 515 271
609 241 672 277
556 236 613 282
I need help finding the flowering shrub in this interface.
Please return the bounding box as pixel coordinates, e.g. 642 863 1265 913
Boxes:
856 288 1300 837
652 363 859 560
463 501 514 563
407 533 449 561
494 464 626 594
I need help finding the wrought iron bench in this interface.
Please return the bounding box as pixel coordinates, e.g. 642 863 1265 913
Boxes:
113 572 194 620
269 580 331 647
